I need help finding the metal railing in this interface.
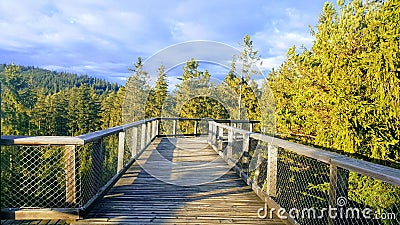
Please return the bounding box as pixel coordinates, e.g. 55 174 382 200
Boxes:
0 117 259 220
208 121 400 225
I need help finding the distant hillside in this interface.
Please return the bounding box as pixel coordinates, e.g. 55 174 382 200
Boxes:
0 64 120 95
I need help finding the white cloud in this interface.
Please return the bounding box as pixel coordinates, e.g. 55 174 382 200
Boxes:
0 0 327 84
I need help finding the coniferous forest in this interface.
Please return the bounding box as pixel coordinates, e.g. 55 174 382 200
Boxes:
1 0 399 221
1 0 399 165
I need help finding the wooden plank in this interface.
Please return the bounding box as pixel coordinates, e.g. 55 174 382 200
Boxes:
0 209 79 220
0 136 84 146
76 137 285 225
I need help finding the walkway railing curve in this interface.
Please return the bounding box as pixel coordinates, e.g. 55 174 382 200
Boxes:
0 117 258 220
208 121 400 225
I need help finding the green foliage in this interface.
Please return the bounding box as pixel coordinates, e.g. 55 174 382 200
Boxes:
145 65 168 118
225 35 262 130
0 64 120 95
268 0 400 163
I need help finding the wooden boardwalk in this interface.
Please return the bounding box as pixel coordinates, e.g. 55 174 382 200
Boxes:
72 137 284 225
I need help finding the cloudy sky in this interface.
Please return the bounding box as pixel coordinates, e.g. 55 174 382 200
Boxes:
0 0 328 84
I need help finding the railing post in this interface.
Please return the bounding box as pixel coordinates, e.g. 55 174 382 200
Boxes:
147 121 151 144
117 131 125 172
227 128 233 160
218 125 224 151
249 123 253 132
156 119 160 136
173 119 177 135
152 120 157 140
194 120 198 135
208 121 212 142
267 143 278 197
141 123 146 150
328 163 338 225
65 145 77 206
131 126 138 157
242 132 250 174
212 123 217 146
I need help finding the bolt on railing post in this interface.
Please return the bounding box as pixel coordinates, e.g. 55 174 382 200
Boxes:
65 145 77 207
267 143 278 197
173 119 177 135
117 131 125 172
194 120 198 135
141 123 146 150
242 133 250 174
131 127 138 157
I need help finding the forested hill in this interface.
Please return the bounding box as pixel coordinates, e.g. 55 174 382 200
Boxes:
0 64 120 95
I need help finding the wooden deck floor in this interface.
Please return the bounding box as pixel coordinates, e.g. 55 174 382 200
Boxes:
72 137 284 225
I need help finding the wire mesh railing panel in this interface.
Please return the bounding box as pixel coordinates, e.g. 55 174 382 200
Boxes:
332 170 400 225
0 145 81 208
231 131 244 168
78 135 119 207
273 147 330 225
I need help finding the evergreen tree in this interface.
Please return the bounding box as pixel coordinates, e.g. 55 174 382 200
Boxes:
145 65 168 118
123 57 150 123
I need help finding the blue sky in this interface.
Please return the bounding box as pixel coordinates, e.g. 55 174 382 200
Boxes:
0 0 328 84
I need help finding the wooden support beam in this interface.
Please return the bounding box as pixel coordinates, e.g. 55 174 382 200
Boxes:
328 163 338 225
65 145 77 207
131 127 138 157
194 120 198 135
146 121 151 144
227 128 233 160
117 132 125 172
141 123 146 150
267 143 278 197
173 119 177 135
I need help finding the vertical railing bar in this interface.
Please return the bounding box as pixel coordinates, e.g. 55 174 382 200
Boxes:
65 145 77 207
227 128 233 161
267 143 278 197
173 119 177 136
131 126 138 157
328 163 338 225
117 131 125 172
141 123 146 150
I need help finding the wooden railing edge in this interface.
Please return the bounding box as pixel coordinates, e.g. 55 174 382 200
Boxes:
210 121 400 187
